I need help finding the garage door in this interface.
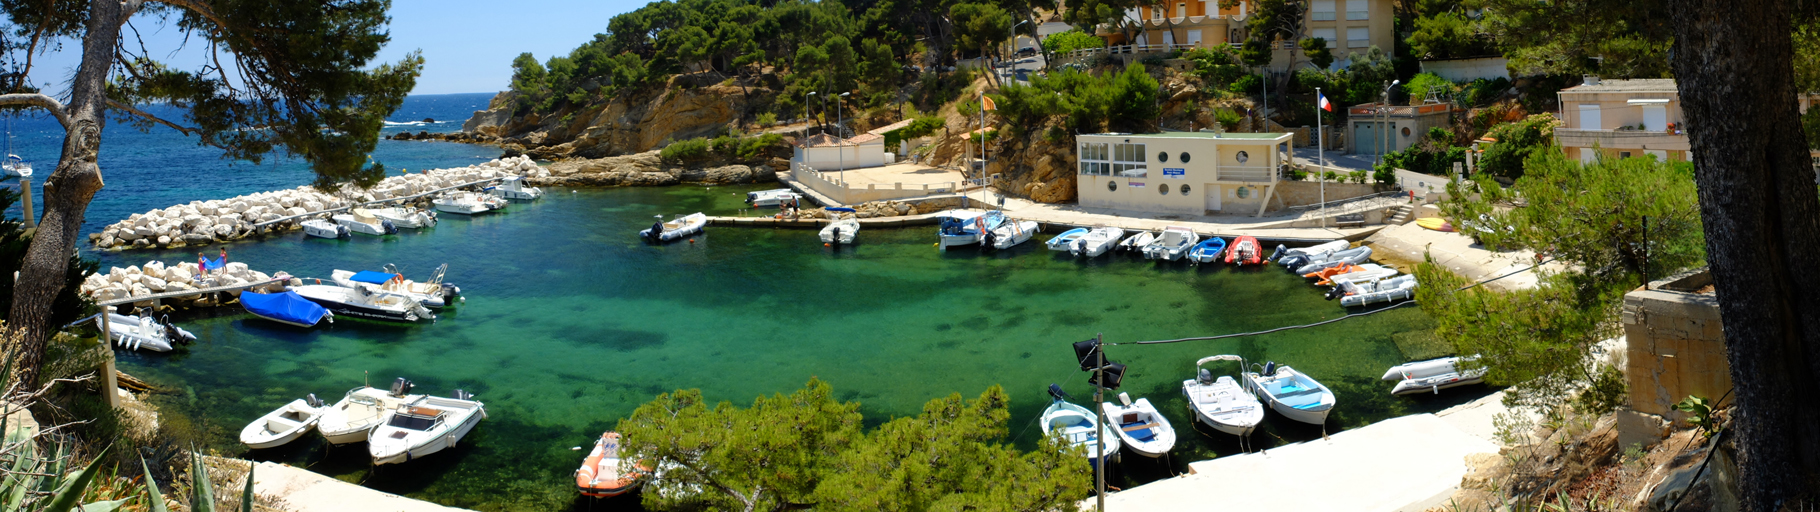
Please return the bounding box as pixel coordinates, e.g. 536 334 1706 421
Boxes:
1354 122 1379 155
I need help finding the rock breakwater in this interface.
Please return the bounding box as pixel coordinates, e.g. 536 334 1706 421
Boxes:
91 156 550 251
79 260 292 307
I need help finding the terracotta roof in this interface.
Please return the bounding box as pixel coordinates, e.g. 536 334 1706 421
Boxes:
846 133 884 144
867 119 915 135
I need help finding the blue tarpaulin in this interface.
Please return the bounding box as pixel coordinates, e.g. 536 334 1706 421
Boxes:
348 271 400 284
240 291 330 327
200 256 225 272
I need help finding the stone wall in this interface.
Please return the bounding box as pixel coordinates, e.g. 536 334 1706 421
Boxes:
1622 270 1731 417
1270 180 1379 209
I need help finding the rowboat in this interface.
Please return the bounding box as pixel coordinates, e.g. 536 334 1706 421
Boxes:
1242 361 1336 425
1099 392 1176 458
1046 228 1090 252
1182 355 1264 437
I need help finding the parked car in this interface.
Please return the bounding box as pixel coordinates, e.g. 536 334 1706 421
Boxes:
1016 46 1038 57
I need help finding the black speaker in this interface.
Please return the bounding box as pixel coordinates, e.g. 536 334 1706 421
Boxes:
1088 362 1126 390
1072 339 1102 371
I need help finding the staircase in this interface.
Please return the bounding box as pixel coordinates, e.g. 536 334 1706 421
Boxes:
1386 204 1415 225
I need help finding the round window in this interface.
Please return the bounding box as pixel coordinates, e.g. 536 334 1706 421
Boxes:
1179 152 1191 163
1158 152 1169 162
1236 187 1250 199
1236 151 1249 164
1107 181 1118 192
1159 183 1170 195
1180 184 1192 196
1402 127 1412 137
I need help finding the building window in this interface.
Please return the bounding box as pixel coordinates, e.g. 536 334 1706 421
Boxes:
1312 28 1337 48
1236 150 1249 163
1113 143 1147 176
1177 2 1186 17
1180 152 1191 163
1108 180 1118 191
1620 151 1633 159
1345 0 1367 19
1312 0 1336 20
1158 151 1169 162
1153 6 1162 20
1080 142 1111 175
1236 186 1250 199
1181 184 1192 195
1159 183 1171 195
1347 27 1369 48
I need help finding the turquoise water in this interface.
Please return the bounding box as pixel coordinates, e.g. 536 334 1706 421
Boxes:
94 184 1479 511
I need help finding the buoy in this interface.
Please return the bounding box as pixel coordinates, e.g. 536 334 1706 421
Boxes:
688 238 696 244
824 243 830 247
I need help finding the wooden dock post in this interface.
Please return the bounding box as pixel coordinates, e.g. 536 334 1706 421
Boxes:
98 306 121 409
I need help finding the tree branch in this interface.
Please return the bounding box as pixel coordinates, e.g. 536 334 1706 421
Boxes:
106 99 200 137
0 93 70 128
150 0 226 27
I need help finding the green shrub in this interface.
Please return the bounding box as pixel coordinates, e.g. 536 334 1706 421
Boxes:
1042 30 1105 56
1404 72 1455 102
1575 364 1628 415
884 116 944 147
1229 74 1262 94
661 137 713 162
1214 108 1242 131
1373 165 1398 185
755 112 778 126
735 133 783 161
1184 47 1245 89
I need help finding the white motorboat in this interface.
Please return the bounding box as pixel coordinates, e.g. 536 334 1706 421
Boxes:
1338 274 1419 307
301 218 350 239
936 211 1000 250
331 264 460 309
369 390 487 465
1384 356 1487 395
1322 266 1401 298
1182 355 1265 437
488 176 544 200
291 284 435 322
640 212 707 243
1291 246 1373 275
332 210 399 236
1099 392 1176 458
433 192 496 215
1041 394 1120 464
1271 240 1348 266
1071 227 1125 258
984 218 1039 250
318 381 422 445
1141 226 1200 261
1242 361 1336 425
93 312 195 352
746 188 801 207
1116 230 1156 253
363 206 437 228
1046 228 1089 252
240 395 326 449
820 218 859 244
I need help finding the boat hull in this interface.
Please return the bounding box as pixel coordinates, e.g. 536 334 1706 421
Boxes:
371 403 486 465
240 399 322 450
292 285 431 323
1045 228 1089 251
1101 398 1176 458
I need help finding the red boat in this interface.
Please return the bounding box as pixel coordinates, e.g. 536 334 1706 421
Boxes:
1225 236 1263 265
576 432 647 498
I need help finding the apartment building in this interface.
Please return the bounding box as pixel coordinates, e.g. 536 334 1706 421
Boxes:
1554 77 1689 164
1096 0 1393 70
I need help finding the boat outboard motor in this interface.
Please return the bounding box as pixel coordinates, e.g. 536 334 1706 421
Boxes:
1047 383 1070 401
1197 368 1215 385
390 378 414 397
1262 361 1278 376
980 231 996 251
647 221 663 241
381 219 398 235
159 315 196 345
1074 239 1086 256
831 227 841 244
306 393 324 408
1269 244 1287 262
1325 286 1345 301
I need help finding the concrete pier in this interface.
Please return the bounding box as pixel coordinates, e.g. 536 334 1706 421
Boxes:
238 458 475 512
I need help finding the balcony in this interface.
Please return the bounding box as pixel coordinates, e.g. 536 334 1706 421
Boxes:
1553 128 1690 150
1217 166 1276 182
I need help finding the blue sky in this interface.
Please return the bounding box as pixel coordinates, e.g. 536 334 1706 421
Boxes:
27 0 647 97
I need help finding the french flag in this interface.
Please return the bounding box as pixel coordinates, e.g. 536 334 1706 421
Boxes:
1319 92 1332 112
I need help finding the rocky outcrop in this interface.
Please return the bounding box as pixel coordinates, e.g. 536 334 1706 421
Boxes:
534 150 777 187
464 74 777 160
79 260 293 306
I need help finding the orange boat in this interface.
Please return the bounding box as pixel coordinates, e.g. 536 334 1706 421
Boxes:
576 432 646 498
1225 236 1263 265
1304 263 1362 282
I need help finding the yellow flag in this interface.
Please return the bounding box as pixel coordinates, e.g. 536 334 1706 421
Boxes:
981 95 997 111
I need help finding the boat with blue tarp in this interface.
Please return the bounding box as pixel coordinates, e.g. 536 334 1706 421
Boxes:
241 290 334 328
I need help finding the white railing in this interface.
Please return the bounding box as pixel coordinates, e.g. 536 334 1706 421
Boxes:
1063 42 1203 60
1218 166 1276 182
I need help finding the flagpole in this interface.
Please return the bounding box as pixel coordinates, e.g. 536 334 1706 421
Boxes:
1318 87 1325 230
980 92 988 179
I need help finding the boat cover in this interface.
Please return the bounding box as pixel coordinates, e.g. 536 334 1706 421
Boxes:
825 207 856 212
241 291 330 326
348 271 401 284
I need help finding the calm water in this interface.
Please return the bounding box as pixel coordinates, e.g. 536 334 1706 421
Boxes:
43 94 1476 511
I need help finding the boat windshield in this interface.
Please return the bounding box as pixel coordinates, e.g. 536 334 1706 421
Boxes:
387 413 438 431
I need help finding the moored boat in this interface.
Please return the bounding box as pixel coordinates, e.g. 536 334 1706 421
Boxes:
2 154 29 178
291 284 434 322
1225 236 1263 265
577 432 647 498
1116 230 1156 253
746 188 800 207
1272 240 1348 266
1290 246 1373 275
1337 274 1418 307
1242 361 1336 425
368 390 486 465
363 206 437 228
1318 264 1396 287
1141 226 1199 261
1070 227 1125 258
936 211 1001 250
240 290 334 327
1385 356 1487 395
1186 237 1228 264
1041 389 1121 465
983 218 1038 250
331 264 460 309
332 209 399 236
433 192 496 215
640 212 707 243
820 217 859 244
1099 392 1176 458
318 380 423 445
93 312 195 352
301 218 350 239
488 176 544 200
240 395 326 449
1182 355 1264 437
1045 227 1090 252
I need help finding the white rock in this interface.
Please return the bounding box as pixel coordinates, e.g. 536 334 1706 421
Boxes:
167 268 192 283
130 283 150 297
132 226 157 239
214 225 233 237
156 235 171 245
303 201 323 211
141 276 167 293
286 207 306 216
225 262 249 275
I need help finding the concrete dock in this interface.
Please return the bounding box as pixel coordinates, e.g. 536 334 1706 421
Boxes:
247 459 474 512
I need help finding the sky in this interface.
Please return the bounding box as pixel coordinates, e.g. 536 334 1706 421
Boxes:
26 0 649 97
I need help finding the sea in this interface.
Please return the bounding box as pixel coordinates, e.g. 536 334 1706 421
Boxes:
1 93 1480 511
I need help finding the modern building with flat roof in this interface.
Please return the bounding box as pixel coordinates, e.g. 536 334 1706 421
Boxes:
1075 131 1294 216
1554 77 1688 164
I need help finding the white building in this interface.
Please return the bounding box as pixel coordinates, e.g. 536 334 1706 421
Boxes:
792 133 890 172
1076 131 1294 216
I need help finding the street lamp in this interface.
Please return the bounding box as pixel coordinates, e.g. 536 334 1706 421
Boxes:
807 91 820 136
838 92 851 178
1007 20 1029 83
1378 80 1399 167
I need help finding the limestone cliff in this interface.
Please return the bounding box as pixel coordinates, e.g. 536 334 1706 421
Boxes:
464 74 776 161
532 150 781 187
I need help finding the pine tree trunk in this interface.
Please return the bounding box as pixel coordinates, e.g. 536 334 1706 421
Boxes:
5 0 126 387
1670 0 1820 508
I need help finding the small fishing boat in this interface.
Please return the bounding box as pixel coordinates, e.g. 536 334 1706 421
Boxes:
1116 230 1157 253
1318 264 1396 287
363 206 437 228
291 284 435 323
488 176 544 200
331 264 460 309
746 188 800 207
1141 226 1200 261
1099 392 1176 458
577 432 647 498
318 380 422 445
433 192 496 215
301 218 350 239
1271 240 1348 266
1186 237 1228 264
1242 361 1336 425
240 395 326 449
93 312 196 352
1291 246 1373 275
1070 227 1125 258
640 212 707 243
1337 274 1419 307
1182 355 1264 437
369 390 487 465
332 210 399 236
984 218 1039 250
820 217 859 244
1045 228 1090 252
1385 356 1487 395
240 291 334 327
1041 386 1120 464
936 211 1002 250
1225 236 1263 265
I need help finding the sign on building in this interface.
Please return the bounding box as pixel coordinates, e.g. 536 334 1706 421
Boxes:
1130 181 1147 188
1162 168 1185 179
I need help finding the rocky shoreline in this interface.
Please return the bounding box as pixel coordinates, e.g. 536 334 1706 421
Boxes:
528 149 786 187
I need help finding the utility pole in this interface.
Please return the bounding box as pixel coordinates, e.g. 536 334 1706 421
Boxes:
1094 332 1106 512
839 92 851 179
